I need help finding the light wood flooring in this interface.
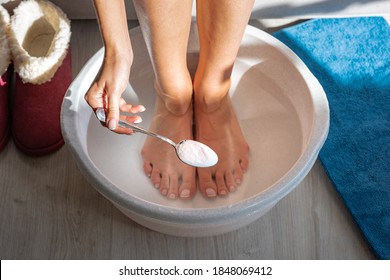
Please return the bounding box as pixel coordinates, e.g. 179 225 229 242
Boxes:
0 20 375 259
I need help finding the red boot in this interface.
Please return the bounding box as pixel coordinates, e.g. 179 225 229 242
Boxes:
8 0 71 156
12 51 72 156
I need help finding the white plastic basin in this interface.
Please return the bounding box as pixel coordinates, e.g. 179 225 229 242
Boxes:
61 24 329 237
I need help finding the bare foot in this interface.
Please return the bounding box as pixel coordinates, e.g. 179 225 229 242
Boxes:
141 96 196 199
195 95 249 197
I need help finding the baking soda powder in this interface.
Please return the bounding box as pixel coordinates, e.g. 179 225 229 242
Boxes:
176 140 218 168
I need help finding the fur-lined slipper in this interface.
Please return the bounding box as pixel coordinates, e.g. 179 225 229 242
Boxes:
9 0 72 156
8 0 71 84
0 4 11 78
0 4 11 153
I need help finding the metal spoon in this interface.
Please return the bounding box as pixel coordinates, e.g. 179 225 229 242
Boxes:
95 108 218 168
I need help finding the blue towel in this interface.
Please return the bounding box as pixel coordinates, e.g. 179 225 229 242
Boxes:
273 17 390 259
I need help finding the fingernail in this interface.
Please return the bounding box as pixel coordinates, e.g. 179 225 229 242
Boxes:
206 188 217 197
108 119 116 130
139 105 146 112
180 189 190 198
134 117 142 124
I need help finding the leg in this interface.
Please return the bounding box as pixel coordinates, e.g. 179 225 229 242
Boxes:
134 0 194 115
194 0 253 197
133 0 196 199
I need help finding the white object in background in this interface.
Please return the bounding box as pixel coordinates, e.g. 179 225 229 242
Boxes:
31 0 390 19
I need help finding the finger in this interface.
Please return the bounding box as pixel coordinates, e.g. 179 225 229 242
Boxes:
119 102 146 114
113 126 134 135
109 115 142 135
106 93 121 130
120 115 142 125
130 104 146 114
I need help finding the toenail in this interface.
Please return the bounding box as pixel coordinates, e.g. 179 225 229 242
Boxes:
219 190 228 196
236 179 242 185
180 189 190 198
229 185 236 192
206 188 217 197
168 193 177 199
161 189 168 195
154 184 159 189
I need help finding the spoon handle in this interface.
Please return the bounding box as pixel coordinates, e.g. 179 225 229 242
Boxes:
118 119 177 146
96 108 176 147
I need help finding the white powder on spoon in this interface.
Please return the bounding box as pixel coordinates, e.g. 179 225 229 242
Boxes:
176 140 218 168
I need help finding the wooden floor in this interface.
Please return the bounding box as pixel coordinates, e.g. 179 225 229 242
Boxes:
0 20 375 259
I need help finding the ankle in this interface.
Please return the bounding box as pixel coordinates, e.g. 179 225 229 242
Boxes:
195 95 223 113
194 79 231 113
194 75 231 113
154 80 193 116
164 97 192 115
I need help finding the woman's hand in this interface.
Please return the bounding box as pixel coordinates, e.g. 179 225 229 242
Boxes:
85 50 145 134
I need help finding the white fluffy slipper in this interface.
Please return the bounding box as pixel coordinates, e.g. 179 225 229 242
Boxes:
0 4 11 79
8 0 71 84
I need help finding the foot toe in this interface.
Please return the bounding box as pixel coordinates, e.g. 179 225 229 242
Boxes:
201 180 218 198
150 167 162 189
224 170 236 192
160 173 170 196
179 172 196 199
143 161 152 177
198 169 217 198
215 172 229 196
233 163 244 185
167 174 179 199
239 156 249 172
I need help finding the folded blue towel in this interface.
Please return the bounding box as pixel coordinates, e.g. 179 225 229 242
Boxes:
274 17 390 259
